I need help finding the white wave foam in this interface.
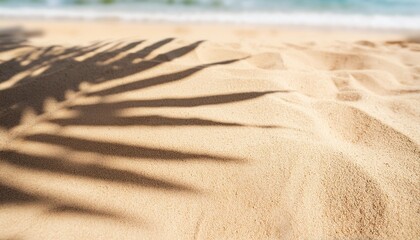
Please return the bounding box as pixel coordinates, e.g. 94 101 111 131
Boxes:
1 7 420 30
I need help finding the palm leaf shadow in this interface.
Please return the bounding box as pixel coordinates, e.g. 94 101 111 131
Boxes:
0 35 280 223
0 182 121 219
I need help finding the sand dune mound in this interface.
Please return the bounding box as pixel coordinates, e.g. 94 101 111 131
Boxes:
0 31 419 239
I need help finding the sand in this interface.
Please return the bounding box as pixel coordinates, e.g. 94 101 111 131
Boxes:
0 20 419 239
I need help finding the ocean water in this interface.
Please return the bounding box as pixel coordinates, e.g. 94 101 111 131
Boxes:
1 0 420 30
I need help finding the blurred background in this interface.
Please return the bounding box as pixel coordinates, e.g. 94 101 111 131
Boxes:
0 0 420 30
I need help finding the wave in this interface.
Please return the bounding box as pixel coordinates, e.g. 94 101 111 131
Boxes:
1 7 420 30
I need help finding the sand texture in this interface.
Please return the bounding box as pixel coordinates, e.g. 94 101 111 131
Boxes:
0 23 419 239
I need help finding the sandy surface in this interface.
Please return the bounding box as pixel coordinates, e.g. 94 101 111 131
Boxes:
0 20 419 239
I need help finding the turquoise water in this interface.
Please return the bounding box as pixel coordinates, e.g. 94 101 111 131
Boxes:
1 0 420 29
1 0 420 15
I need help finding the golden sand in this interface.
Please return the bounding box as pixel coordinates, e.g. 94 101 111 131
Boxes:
0 20 419 239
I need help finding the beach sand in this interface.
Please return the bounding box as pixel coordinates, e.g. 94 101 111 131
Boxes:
0 20 419 239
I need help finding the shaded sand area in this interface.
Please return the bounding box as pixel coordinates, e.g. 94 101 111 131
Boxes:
0 21 419 239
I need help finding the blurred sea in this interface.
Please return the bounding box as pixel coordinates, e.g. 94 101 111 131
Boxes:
1 0 420 30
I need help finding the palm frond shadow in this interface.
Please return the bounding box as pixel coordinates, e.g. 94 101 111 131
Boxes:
0 183 119 219
0 27 43 84
0 35 282 223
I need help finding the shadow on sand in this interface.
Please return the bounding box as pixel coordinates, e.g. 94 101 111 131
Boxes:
0 29 280 223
